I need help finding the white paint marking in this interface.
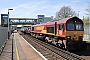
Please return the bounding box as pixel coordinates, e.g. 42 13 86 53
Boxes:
21 36 47 60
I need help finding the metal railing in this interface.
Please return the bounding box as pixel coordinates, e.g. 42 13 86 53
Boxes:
84 25 90 40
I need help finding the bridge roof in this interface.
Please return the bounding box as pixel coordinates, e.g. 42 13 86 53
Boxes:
9 18 37 20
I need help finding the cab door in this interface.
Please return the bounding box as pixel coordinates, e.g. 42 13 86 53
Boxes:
54 22 57 35
58 24 65 37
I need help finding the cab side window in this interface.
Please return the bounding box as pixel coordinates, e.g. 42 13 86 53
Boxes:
32 27 34 31
59 24 64 30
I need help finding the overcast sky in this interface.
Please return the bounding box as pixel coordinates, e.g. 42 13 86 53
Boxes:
0 0 89 19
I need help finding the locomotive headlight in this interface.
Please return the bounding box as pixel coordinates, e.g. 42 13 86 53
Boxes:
79 36 83 38
67 36 70 38
78 36 83 41
80 36 83 38
66 36 71 39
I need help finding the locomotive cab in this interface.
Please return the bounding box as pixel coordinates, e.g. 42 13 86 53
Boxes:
66 17 84 50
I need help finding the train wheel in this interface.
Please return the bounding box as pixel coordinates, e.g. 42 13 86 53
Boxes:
31 33 33 36
45 37 52 43
57 40 62 47
35 34 38 39
63 40 66 49
45 37 49 42
52 38 57 46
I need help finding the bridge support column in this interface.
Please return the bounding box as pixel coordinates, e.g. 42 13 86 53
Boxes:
19 19 20 23
34 19 37 24
25 20 26 24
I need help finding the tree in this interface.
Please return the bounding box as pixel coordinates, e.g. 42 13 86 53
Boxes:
82 17 89 26
85 7 90 15
85 0 90 25
55 6 76 20
86 0 90 13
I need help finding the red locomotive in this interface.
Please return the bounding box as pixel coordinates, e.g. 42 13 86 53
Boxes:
30 17 84 50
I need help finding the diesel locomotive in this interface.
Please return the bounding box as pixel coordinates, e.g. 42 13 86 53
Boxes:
29 17 84 50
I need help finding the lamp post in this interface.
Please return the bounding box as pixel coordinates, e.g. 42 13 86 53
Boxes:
89 13 90 40
8 9 13 60
78 11 80 17
8 9 13 39
85 13 90 40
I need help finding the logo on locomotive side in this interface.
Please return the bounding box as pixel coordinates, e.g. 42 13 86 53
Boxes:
74 32 77 34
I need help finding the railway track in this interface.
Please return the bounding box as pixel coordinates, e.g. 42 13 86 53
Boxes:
21 34 85 60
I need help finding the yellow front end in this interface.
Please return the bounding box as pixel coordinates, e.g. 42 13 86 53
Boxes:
66 31 84 41
66 31 84 50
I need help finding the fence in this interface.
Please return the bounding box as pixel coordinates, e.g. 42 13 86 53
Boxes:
0 27 8 50
84 25 90 40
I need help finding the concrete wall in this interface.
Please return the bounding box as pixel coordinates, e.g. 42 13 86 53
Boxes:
0 27 8 48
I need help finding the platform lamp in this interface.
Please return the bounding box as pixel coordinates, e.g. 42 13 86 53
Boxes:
8 9 13 39
78 11 80 17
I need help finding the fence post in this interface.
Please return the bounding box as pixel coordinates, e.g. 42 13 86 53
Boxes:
12 33 14 60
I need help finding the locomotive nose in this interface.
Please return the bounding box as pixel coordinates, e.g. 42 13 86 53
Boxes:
66 31 84 41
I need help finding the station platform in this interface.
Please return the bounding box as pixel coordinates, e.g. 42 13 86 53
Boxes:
0 32 47 60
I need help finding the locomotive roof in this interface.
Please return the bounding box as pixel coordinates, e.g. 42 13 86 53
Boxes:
56 18 70 24
57 16 81 24
32 17 81 26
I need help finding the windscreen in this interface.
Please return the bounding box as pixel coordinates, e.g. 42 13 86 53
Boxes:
76 23 83 30
67 23 74 30
66 17 83 30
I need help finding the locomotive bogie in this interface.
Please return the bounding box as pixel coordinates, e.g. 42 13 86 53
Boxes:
52 37 58 45
35 34 39 38
45 37 52 43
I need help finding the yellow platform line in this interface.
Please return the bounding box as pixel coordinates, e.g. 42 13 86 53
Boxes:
14 35 20 60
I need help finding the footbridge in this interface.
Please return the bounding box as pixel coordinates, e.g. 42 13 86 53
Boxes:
9 18 38 25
